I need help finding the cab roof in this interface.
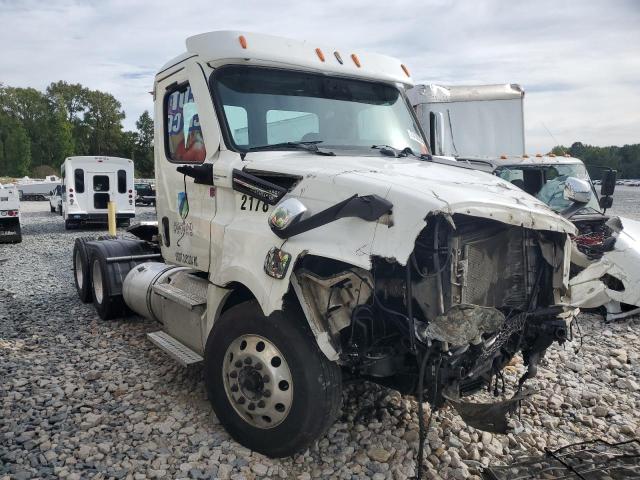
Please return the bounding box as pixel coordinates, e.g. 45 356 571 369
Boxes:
159 30 414 86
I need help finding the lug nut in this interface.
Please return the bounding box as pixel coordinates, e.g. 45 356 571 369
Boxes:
257 400 265 408
230 371 238 378
255 363 263 370
262 375 270 383
263 390 271 398
231 384 238 392
248 403 255 411
244 357 252 365
234 360 242 368
238 396 246 405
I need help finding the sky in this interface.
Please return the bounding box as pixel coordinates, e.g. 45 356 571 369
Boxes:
1 0 639 153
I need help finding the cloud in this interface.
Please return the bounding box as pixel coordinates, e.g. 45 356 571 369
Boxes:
1 0 639 152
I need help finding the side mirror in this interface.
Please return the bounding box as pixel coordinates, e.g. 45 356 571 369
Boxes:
600 169 617 196
599 196 613 209
563 177 592 204
269 198 307 232
176 164 214 185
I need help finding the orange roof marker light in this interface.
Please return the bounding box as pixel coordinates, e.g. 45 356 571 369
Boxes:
238 35 248 49
500 154 508 159
401 64 410 77
535 153 543 158
549 153 556 157
351 53 361 68
315 48 325 62
523 154 530 158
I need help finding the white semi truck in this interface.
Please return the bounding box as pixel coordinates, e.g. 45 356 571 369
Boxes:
0 183 22 243
72 31 578 457
60 156 135 229
409 83 640 321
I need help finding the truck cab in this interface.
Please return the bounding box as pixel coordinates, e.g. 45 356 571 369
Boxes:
74 32 578 458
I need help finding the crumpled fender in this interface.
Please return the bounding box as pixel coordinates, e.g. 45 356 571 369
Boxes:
570 216 640 309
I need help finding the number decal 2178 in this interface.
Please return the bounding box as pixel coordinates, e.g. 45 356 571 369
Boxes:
240 194 269 212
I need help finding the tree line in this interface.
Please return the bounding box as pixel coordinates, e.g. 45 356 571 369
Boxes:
0 81 153 178
552 142 640 180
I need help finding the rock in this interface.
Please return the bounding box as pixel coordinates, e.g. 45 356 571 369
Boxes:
251 463 269 476
367 446 392 462
594 406 609 417
218 464 233 480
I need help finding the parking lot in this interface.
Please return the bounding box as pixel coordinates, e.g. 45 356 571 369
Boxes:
1 198 639 480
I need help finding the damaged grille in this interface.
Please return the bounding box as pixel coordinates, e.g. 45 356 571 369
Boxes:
453 222 538 311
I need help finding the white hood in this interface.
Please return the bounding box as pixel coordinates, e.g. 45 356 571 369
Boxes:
243 152 576 235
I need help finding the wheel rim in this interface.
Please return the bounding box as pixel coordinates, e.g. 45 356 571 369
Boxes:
92 259 104 304
75 250 84 289
222 334 293 429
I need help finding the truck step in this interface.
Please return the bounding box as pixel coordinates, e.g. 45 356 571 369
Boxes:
147 331 203 366
152 282 206 310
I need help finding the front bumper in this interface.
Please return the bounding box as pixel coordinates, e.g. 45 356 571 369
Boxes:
67 213 135 223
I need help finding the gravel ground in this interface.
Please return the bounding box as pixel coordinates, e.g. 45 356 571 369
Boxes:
1 201 639 480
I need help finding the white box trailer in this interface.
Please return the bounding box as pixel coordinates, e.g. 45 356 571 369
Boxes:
407 83 525 158
61 156 135 230
0 183 22 243
15 175 61 201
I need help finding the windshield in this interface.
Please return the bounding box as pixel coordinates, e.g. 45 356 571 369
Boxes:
496 163 601 213
212 65 427 154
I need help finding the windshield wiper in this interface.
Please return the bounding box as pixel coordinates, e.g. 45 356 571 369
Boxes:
245 141 335 157
372 145 432 161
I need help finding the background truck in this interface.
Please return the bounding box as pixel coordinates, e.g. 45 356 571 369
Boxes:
49 184 62 214
0 183 22 243
134 181 156 206
72 31 577 458
15 175 61 201
407 83 525 158
60 156 135 229
408 83 640 321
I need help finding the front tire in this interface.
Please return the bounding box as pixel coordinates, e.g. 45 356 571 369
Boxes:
50 204 55 213
204 301 342 458
64 219 76 230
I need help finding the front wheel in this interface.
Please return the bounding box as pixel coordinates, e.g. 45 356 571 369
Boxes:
50 204 55 213
204 301 342 457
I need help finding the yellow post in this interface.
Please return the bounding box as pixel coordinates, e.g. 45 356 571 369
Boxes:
108 200 117 236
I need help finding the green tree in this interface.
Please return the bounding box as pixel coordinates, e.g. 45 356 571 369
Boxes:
135 110 154 177
0 112 31 176
83 90 125 155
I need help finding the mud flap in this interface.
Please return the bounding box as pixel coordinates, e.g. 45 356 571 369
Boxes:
443 389 529 433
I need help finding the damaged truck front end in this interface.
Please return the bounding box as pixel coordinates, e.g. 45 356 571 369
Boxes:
288 204 575 433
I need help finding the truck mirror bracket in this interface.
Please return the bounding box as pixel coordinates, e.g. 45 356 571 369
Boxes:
176 164 214 185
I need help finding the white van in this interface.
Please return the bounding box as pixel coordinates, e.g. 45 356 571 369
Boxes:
0 183 22 243
61 156 135 229
49 184 62 214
